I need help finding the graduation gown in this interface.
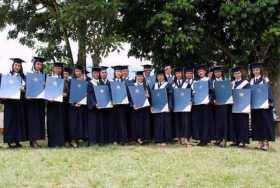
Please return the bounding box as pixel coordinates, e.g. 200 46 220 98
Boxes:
46 75 65 147
192 77 214 143
68 79 88 141
152 81 173 143
250 76 275 141
98 79 114 144
124 78 134 141
230 79 250 144
87 79 99 144
172 79 192 139
2 74 27 143
25 72 46 142
111 79 128 143
212 78 232 141
129 82 151 141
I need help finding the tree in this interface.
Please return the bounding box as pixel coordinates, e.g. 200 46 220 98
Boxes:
0 0 122 65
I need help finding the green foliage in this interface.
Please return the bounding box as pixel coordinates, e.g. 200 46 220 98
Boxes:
120 0 280 79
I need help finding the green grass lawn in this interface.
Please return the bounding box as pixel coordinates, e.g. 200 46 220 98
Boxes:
0 140 279 188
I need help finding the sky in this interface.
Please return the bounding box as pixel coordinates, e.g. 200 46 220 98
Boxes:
0 28 151 76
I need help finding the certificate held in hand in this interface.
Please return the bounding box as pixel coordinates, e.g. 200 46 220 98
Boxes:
69 79 87 105
94 85 113 109
110 81 129 105
44 76 64 102
214 80 233 105
173 88 192 112
0 75 22 100
251 84 269 109
193 81 209 105
25 73 45 99
232 89 251 113
151 89 169 113
128 85 150 110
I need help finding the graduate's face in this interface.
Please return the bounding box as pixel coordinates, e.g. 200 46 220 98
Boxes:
74 69 82 78
214 71 222 78
253 68 261 76
13 63 22 73
64 72 69 80
34 61 43 71
136 75 144 83
175 72 182 80
92 71 100 79
100 71 107 79
157 74 165 82
53 66 62 75
233 71 242 80
164 66 172 75
198 69 206 78
122 69 129 78
207 71 213 78
115 70 122 78
185 72 193 80
144 68 151 76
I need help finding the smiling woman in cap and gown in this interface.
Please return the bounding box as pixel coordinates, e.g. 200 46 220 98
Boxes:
129 71 151 144
231 66 250 147
192 64 214 146
152 69 173 145
172 67 193 145
212 65 233 147
2 58 27 148
250 63 275 151
110 66 129 144
25 57 46 148
87 66 101 145
68 64 88 147
46 62 65 147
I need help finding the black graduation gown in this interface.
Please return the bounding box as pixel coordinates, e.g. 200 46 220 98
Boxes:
172 79 192 139
192 78 214 143
251 77 275 141
68 79 88 141
212 79 232 141
111 79 128 143
3 74 27 143
87 81 99 144
25 72 46 142
124 78 134 141
98 79 114 144
63 79 71 143
129 82 151 141
230 80 250 144
46 75 65 147
152 82 173 143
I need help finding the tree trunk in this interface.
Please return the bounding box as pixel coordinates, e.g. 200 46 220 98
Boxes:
77 20 87 66
91 53 101 67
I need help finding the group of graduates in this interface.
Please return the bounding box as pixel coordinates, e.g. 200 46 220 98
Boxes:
0 57 275 151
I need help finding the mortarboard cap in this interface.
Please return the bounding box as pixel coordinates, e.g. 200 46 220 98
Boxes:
92 67 101 72
174 67 183 72
184 66 194 73
10 58 25 64
143 64 153 69
112 66 123 71
156 69 165 75
135 71 144 76
212 65 224 72
63 66 72 73
100 66 108 71
231 66 243 73
53 62 64 67
32 57 46 63
250 63 262 69
196 64 208 71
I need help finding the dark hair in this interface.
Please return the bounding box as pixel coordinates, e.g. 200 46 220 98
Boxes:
212 71 224 80
250 68 264 79
156 73 167 82
72 68 83 79
32 61 44 73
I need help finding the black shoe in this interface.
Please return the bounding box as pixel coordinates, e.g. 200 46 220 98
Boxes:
197 142 207 146
8 143 17 149
15 142 22 148
30 141 41 148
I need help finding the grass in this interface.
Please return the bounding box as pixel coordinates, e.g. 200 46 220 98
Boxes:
0 140 279 188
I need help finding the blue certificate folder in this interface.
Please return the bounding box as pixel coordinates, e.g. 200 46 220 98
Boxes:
151 89 169 113
110 81 129 104
193 81 209 105
94 85 113 109
232 89 251 113
251 84 269 109
173 88 192 112
25 73 45 99
145 75 156 88
214 80 233 105
128 85 150 109
69 79 87 105
0 75 21 99
44 77 64 102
